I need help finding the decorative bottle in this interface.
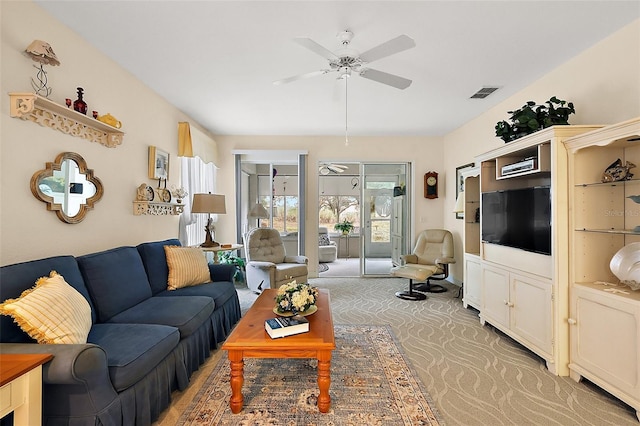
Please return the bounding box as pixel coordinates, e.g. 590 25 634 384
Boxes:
73 87 87 115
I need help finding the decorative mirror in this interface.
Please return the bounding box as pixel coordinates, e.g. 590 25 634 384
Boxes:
31 152 103 223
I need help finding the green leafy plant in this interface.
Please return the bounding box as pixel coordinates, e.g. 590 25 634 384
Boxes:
495 96 575 143
218 251 246 283
334 219 354 234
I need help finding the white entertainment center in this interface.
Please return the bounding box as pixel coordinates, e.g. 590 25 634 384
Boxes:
463 119 640 421
466 125 601 377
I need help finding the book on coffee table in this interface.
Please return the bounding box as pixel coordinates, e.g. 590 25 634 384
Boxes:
265 316 309 339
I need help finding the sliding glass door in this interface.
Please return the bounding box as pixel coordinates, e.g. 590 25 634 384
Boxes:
361 163 410 276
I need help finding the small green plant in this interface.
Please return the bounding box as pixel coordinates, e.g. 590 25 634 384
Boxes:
495 96 575 143
334 219 354 234
218 251 246 283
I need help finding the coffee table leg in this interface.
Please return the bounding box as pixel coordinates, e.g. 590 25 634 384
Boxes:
228 351 244 414
317 351 332 413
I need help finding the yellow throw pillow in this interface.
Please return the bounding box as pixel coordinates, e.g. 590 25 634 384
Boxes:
0 271 92 344
164 246 211 290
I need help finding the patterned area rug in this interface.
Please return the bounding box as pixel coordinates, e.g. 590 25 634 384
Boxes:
318 263 329 273
178 324 442 425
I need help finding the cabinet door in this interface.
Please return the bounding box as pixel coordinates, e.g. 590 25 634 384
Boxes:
570 286 640 397
510 273 553 355
463 255 482 309
481 263 510 329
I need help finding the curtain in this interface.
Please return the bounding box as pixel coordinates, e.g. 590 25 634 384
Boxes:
178 156 217 246
177 122 219 246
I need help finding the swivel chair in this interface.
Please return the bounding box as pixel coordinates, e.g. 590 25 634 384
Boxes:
401 229 455 293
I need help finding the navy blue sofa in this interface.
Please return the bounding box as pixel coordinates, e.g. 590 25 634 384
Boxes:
0 239 241 425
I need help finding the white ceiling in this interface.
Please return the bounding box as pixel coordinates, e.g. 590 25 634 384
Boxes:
36 1 639 137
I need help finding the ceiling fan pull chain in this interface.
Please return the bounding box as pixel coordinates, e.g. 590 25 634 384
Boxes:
345 75 349 147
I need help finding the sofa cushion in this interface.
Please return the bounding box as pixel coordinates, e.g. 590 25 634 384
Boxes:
164 246 211 290
77 247 153 323
107 296 214 337
88 323 179 392
0 255 94 343
156 281 237 310
319 234 331 246
136 239 181 295
0 271 92 344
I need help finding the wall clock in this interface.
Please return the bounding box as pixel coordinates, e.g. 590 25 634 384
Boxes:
424 172 438 199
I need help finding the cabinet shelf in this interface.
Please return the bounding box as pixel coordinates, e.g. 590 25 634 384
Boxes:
576 228 640 235
575 179 640 188
9 92 124 148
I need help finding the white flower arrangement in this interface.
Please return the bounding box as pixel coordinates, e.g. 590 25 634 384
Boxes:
274 280 319 315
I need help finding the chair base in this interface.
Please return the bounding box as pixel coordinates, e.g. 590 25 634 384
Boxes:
394 278 428 301
413 282 447 293
395 290 427 301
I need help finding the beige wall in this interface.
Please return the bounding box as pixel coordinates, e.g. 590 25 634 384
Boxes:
442 19 640 282
0 1 214 265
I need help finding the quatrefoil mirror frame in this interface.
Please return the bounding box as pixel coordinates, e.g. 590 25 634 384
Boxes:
30 152 104 224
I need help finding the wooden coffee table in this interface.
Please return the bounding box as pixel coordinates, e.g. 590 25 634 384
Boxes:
222 288 335 413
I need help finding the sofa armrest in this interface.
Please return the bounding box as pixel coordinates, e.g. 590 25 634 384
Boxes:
208 263 236 282
283 255 308 265
0 342 112 387
248 261 276 270
435 257 456 265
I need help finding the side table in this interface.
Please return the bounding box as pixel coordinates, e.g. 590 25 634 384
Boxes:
0 353 53 425
198 243 243 264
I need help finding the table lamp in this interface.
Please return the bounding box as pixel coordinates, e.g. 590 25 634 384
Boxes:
453 191 465 216
191 193 226 247
248 203 269 228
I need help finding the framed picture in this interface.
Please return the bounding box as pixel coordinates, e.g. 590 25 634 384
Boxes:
455 162 474 219
148 146 169 180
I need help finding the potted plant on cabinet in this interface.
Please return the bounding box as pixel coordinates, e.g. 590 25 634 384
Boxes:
334 219 354 235
495 96 576 143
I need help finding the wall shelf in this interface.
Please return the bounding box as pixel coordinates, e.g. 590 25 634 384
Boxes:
9 92 124 148
133 201 184 216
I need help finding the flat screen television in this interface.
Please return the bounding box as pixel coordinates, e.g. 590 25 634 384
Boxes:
481 186 551 256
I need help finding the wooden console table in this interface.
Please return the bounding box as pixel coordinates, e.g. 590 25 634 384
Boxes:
0 353 53 425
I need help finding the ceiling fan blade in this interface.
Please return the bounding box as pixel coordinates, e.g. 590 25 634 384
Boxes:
359 35 416 64
359 68 412 90
273 69 330 86
293 37 339 61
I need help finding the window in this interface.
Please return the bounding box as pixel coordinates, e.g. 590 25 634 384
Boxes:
179 156 217 246
258 173 298 233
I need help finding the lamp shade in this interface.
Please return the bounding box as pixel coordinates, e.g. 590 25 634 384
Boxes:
453 191 465 213
191 193 226 214
249 203 269 219
25 40 60 66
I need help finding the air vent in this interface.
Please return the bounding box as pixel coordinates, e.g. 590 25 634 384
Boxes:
470 86 499 99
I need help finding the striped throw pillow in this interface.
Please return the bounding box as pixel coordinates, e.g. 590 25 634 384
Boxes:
0 271 92 344
164 246 211 290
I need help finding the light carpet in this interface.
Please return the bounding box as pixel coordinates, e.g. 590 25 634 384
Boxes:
176 324 442 425
156 277 637 425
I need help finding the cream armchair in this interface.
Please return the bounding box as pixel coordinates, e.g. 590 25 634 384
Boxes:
244 227 309 293
401 229 455 293
318 227 337 263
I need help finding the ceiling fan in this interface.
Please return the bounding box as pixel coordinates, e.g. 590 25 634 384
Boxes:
319 163 348 175
274 30 416 90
